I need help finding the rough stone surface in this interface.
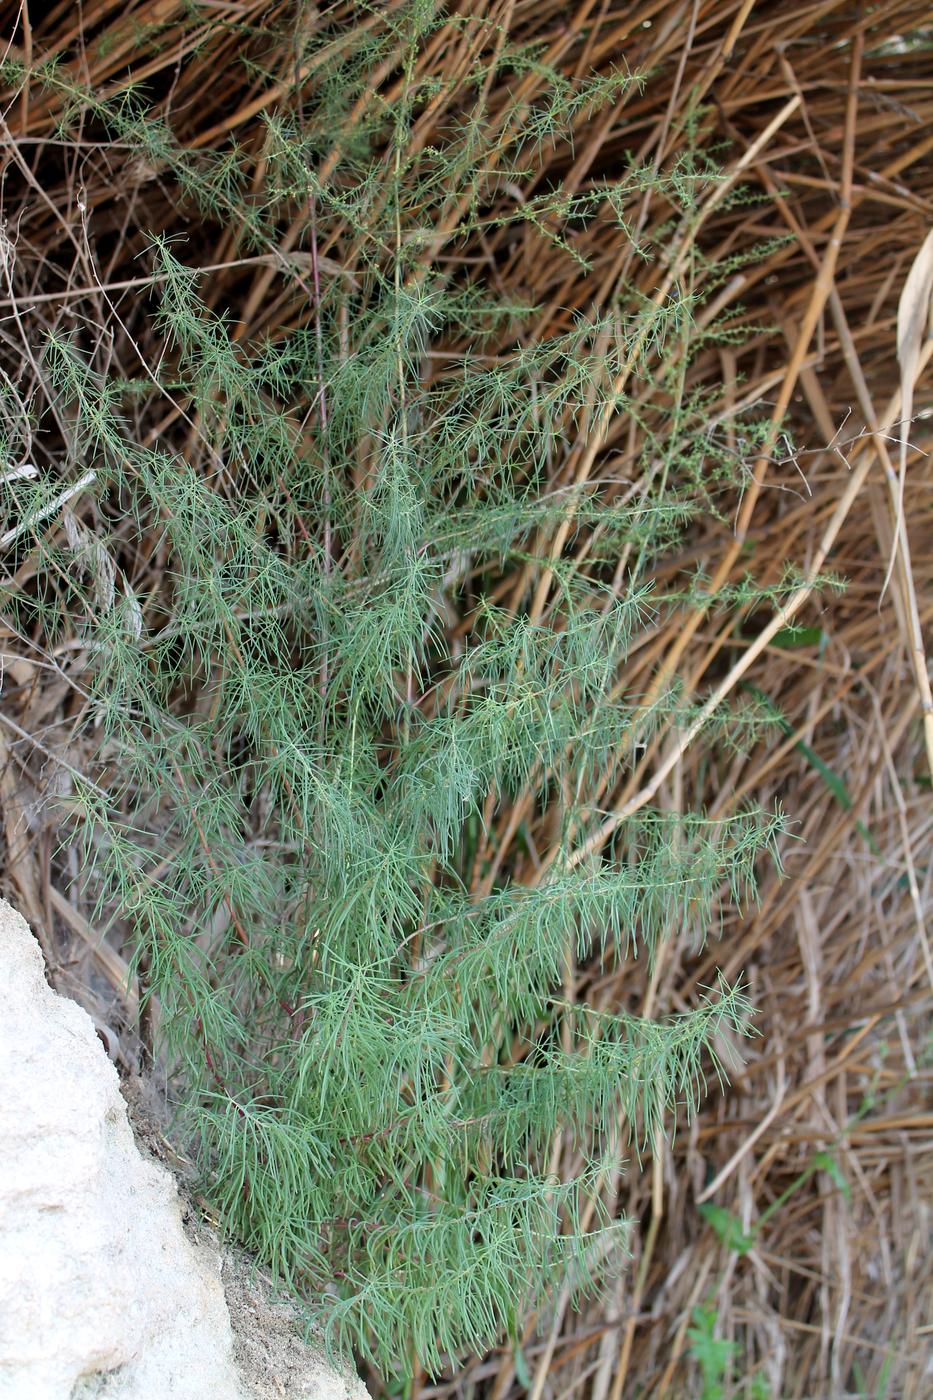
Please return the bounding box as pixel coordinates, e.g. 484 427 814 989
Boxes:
0 898 366 1400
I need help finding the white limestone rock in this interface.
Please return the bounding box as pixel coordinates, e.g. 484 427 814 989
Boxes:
0 898 364 1400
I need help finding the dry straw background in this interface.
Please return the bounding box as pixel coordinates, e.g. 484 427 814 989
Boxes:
0 1 930 1396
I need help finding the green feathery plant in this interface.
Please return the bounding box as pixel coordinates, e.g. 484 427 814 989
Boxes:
0 3 792 1375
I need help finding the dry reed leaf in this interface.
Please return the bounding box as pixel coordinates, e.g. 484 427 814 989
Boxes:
887 228 933 566
897 230 933 442
888 227 933 543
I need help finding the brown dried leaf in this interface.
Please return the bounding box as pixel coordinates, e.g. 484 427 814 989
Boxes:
881 229 933 601
896 228 933 474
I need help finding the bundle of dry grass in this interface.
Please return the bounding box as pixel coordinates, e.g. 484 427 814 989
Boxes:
0 1 929 1395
